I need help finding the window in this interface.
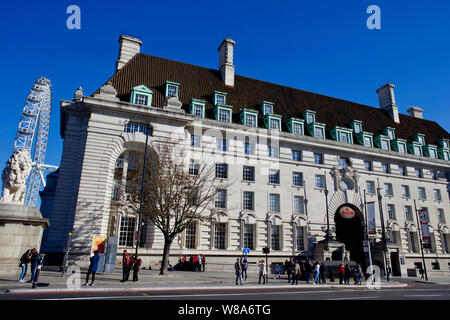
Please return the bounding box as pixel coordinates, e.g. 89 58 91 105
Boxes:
364 161 373 171
189 160 199 176
166 82 179 98
382 163 391 174
413 145 422 156
217 139 227 152
437 209 446 223
243 191 254 211
402 185 411 198
409 232 417 252
418 135 425 145
434 189 442 201
124 122 152 136
119 217 136 246
243 166 255 182
431 262 440 270
218 108 231 123
292 122 303 135
271 225 281 250
339 131 352 144
293 172 303 187
296 226 305 250
443 234 449 254
269 194 280 212
294 196 304 214
429 148 437 159
292 150 302 162
131 85 153 106
363 136 373 147
354 122 362 134
418 187 426 200
268 145 279 158
269 118 281 131
303 111 315 124
366 181 375 194
244 142 254 155
215 190 227 209
185 222 196 249
387 129 395 140
214 93 226 105
431 170 438 180
245 113 257 127
134 94 148 106
405 206 413 221
381 139 390 150
415 168 423 178
387 204 396 219
399 165 407 176
338 157 351 168
111 179 121 201
315 175 325 189
268 170 280 184
191 103 205 118
314 153 324 164
398 143 406 153
215 163 228 179
390 231 399 244
244 224 255 250
214 223 226 249
314 127 324 139
191 135 201 147
385 183 393 196
262 103 273 115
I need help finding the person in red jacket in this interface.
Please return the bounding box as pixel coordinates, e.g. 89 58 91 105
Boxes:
338 264 345 284
132 255 142 282
121 250 131 282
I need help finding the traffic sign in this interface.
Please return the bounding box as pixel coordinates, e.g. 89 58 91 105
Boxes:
243 248 250 254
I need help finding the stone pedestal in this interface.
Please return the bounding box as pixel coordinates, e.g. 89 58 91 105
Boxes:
0 203 49 277
314 239 349 262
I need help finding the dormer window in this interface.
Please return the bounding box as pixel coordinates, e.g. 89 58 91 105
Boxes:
438 138 450 149
165 81 180 98
214 91 227 105
408 141 423 156
383 127 395 140
240 109 258 127
260 101 274 116
423 145 438 159
375 135 390 151
391 139 407 153
307 122 325 139
287 118 304 135
189 99 205 118
302 110 316 124
130 85 153 106
214 104 232 123
264 114 282 131
350 120 363 134
331 126 353 144
413 133 425 145
439 149 450 161
356 132 373 148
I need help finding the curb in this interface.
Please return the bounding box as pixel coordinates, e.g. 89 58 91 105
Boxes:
5 282 408 294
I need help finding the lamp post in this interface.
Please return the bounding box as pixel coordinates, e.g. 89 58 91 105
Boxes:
376 179 390 282
135 127 149 258
413 199 428 281
323 171 331 252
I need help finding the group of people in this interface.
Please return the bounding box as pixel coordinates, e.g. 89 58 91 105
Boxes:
283 259 327 285
120 250 143 283
234 257 249 285
337 263 363 285
176 254 206 272
18 248 43 283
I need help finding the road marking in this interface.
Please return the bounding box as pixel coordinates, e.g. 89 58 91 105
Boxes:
403 294 442 297
329 296 379 300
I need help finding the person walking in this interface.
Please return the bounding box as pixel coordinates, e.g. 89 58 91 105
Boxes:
274 263 281 279
84 250 100 286
242 258 248 281
258 260 267 284
355 264 362 285
196 254 201 272
344 264 351 285
338 264 345 284
419 266 425 280
304 259 312 284
132 255 142 282
201 255 206 272
121 250 131 282
292 261 301 285
313 261 320 285
235 258 243 285
284 259 292 284
28 248 39 283
320 262 326 284
18 249 31 283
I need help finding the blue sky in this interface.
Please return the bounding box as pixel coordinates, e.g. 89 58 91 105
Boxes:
1 0 449 179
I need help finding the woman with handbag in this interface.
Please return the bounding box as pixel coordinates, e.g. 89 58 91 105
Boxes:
18 249 31 283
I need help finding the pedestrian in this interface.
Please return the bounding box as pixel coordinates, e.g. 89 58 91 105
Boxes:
292 261 301 285
344 264 351 285
284 259 292 283
304 259 312 284
355 264 362 285
121 250 131 282
320 262 326 284
196 254 201 272
419 266 424 279
387 266 393 278
235 258 243 285
18 249 31 283
242 258 248 281
313 261 320 284
132 255 142 281
258 260 267 284
338 264 345 284
28 248 39 283
84 250 100 286
274 263 281 279
201 255 206 272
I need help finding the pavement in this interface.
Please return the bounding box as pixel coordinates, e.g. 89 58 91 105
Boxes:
1 266 439 294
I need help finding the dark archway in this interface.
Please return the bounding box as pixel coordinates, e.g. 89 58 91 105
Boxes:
334 203 365 265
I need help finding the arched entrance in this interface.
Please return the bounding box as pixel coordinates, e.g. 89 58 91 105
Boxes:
334 203 365 265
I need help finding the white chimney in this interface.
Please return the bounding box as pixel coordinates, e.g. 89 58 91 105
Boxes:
115 35 142 72
376 83 400 123
218 38 236 87
407 105 424 119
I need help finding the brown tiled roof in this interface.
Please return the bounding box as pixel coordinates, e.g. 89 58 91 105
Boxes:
94 53 450 144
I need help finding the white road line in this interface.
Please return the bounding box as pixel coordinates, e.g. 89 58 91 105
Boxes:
328 296 379 300
403 294 442 297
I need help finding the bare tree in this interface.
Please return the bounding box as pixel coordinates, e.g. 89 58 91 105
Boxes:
128 142 229 275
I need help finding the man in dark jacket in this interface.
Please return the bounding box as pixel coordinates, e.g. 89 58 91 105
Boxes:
28 248 39 283
235 258 243 285
132 255 142 282
84 250 100 286
121 250 131 282
284 259 292 283
304 259 312 284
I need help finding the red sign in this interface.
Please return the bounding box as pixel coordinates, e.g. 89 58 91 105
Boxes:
339 206 355 219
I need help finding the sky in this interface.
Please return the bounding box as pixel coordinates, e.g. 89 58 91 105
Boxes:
0 0 449 195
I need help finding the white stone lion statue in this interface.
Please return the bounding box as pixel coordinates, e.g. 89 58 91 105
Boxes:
0 150 33 204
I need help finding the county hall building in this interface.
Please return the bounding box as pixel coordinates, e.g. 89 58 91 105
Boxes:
40 35 450 277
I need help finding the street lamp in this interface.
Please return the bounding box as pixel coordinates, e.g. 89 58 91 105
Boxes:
323 171 330 251
135 127 149 258
376 179 390 282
